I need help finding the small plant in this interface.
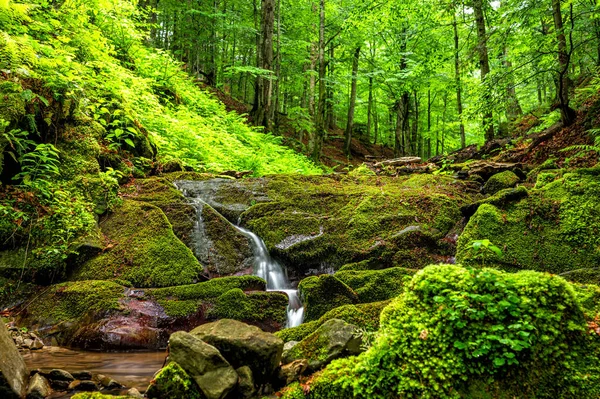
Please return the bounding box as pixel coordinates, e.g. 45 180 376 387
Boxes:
14 143 60 184
469 239 503 266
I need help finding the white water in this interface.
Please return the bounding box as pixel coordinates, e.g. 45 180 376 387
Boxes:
236 226 304 328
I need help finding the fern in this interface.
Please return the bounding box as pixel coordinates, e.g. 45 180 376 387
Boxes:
561 129 600 155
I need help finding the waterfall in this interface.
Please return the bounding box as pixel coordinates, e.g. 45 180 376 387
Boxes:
175 180 304 328
235 227 304 328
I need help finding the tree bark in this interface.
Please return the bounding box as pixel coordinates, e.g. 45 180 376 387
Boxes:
453 12 466 149
344 47 360 156
252 0 275 132
312 0 326 162
551 0 576 125
367 76 373 143
473 0 494 141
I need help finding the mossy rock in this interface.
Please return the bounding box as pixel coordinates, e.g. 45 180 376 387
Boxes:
72 200 203 287
72 394 129 399
334 267 415 303
483 170 520 195
457 172 600 279
298 275 359 322
276 300 389 343
146 362 203 399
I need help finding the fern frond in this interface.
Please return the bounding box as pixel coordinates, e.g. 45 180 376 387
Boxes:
560 144 600 153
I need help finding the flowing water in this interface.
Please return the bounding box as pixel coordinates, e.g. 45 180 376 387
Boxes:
22 347 165 395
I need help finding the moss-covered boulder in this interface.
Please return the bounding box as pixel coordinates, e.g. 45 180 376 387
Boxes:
283 318 362 372
334 267 415 303
306 265 600 399
146 362 202 399
191 319 284 385
457 171 600 280
276 300 389 343
72 200 203 287
483 170 520 194
299 275 359 322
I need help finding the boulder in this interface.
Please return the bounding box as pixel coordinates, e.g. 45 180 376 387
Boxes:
190 319 283 384
68 380 99 392
0 322 29 399
168 331 237 399
235 366 256 399
278 359 308 385
47 369 75 383
298 275 358 322
283 318 362 371
26 374 51 399
146 362 203 399
483 170 520 195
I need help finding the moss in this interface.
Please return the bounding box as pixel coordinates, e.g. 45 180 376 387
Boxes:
18 280 124 327
206 288 288 327
457 173 600 276
72 200 203 288
150 275 266 301
279 382 306 399
71 394 129 399
483 170 520 194
334 267 415 303
298 275 359 322
146 362 202 399
276 300 389 342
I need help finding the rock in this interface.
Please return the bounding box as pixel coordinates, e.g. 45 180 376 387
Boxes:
49 380 70 390
26 374 51 399
146 362 203 399
0 322 29 399
235 366 255 399
298 275 359 322
190 319 283 384
483 170 520 195
30 339 44 350
71 371 92 381
283 340 299 352
98 375 122 389
47 369 75 382
283 319 362 371
14 336 24 348
127 387 144 398
22 338 33 349
168 331 238 399
278 359 308 385
334 267 416 303
68 380 99 392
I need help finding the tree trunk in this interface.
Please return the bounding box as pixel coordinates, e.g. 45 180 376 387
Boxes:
252 0 275 132
326 44 336 130
344 47 360 156
503 47 523 122
367 76 373 143
273 0 282 130
453 13 466 149
551 0 576 125
312 0 326 162
473 0 494 141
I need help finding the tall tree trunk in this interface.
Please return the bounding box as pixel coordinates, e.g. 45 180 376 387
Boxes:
413 91 420 157
427 89 432 159
308 44 317 117
503 47 523 122
453 13 466 149
551 0 576 125
367 76 373 143
344 47 360 156
252 0 275 132
312 0 326 162
326 44 336 130
273 0 282 130
473 0 494 141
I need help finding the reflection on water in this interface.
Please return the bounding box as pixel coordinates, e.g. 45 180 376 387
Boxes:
22 346 166 395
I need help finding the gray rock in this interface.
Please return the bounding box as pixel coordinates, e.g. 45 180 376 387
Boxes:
68 380 99 392
71 371 92 381
22 339 33 349
30 339 44 350
0 322 29 399
127 387 144 398
47 369 74 382
283 318 362 371
191 319 283 385
168 331 238 399
279 359 308 385
235 366 255 399
26 374 51 399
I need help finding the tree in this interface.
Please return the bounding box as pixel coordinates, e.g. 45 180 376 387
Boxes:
252 0 276 131
344 46 360 156
472 0 494 142
551 0 576 125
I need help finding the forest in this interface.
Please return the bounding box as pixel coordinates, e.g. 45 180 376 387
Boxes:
1 0 600 398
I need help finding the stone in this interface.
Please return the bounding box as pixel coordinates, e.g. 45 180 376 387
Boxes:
283 340 299 353
0 322 29 399
68 379 99 391
145 362 203 399
191 319 284 384
483 170 520 195
235 366 256 399
98 375 122 390
127 387 144 398
278 359 308 385
168 331 238 399
47 369 75 382
298 275 359 322
283 319 362 371
71 371 92 381
49 380 70 390
26 374 51 399
30 339 44 350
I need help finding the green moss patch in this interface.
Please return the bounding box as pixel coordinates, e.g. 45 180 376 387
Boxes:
483 170 520 194
72 200 202 288
146 362 202 399
298 275 358 322
334 267 416 303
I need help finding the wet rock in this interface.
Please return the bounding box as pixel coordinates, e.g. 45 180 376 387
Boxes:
283 340 299 353
23 338 34 348
49 380 70 391
146 362 202 399
26 374 51 399
127 387 144 398
98 375 123 390
283 319 362 371
235 366 255 399
71 371 92 381
168 331 238 399
298 275 359 322
483 170 520 195
191 319 283 384
0 322 29 399
68 380 99 392
47 369 75 382
30 339 44 350
278 359 308 385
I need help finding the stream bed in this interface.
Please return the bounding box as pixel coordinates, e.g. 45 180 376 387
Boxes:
23 347 165 395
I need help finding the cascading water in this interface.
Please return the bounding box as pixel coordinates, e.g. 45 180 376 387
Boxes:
235 226 304 328
175 180 304 328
